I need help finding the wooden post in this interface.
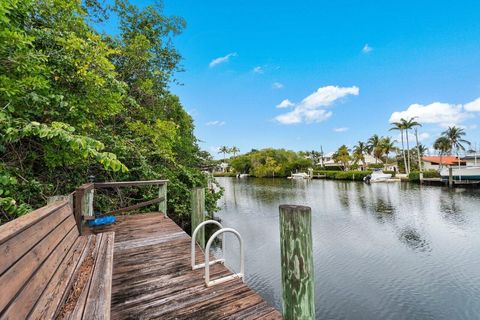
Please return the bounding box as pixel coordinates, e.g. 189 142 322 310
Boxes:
279 205 315 320
191 187 205 249
74 189 85 235
74 183 94 235
84 189 94 218
448 167 453 188
158 183 167 217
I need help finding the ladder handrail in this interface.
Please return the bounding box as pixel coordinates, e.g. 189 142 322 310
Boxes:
205 228 244 287
191 220 224 270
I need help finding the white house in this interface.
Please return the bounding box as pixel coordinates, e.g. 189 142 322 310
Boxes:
319 152 383 170
461 154 480 167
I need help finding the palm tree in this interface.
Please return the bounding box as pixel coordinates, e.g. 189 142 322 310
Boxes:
433 136 451 169
333 145 351 171
353 141 367 169
401 117 421 174
389 121 408 174
230 146 240 158
417 144 428 157
308 150 321 165
412 124 423 171
319 146 325 167
218 146 230 161
442 126 470 156
367 134 381 163
380 137 396 163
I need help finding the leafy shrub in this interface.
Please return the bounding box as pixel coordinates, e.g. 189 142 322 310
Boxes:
322 166 344 171
314 170 372 181
408 170 440 181
213 172 237 177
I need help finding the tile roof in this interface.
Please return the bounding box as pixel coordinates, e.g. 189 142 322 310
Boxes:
422 156 466 165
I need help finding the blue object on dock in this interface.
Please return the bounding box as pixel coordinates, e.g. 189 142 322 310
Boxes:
88 215 116 227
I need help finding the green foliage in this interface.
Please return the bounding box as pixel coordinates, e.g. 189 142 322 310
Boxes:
383 170 396 177
314 170 372 181
317 165 344 171
213 172 237 177
229 155 252 174
0 0 221 226
408 170 440 182
229 148 313 178
332 145 351 170
0 170 31 224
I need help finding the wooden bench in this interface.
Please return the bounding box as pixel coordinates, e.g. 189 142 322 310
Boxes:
0 199 114 319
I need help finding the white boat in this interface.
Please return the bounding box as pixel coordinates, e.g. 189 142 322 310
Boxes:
291 172 310 179
236 173 250 178
440 166 480 181
364 169 392 183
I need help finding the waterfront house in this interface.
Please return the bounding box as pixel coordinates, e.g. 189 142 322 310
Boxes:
461 154 480 166
422 156 466 170
320 152 383 170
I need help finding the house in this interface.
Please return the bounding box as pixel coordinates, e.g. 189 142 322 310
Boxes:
422 156 466 170
461 154 480 167
216 162 229 173
319 152 383 170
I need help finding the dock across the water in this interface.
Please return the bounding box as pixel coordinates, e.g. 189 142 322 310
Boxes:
421 177 480 188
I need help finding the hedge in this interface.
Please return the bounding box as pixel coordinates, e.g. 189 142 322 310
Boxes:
408 170 440 182
213 172 237 177
314 170 372 181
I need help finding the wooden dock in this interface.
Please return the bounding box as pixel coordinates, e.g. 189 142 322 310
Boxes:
89 213 283 319
421 178 480 188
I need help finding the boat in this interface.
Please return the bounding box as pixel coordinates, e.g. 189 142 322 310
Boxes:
364 169 392 183
440 166 480 181
290 172 310 179
236 173 250 178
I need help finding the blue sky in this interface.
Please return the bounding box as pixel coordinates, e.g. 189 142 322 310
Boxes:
99 1 480 157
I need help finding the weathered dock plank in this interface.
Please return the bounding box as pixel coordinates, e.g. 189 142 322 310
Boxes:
89 213 282 319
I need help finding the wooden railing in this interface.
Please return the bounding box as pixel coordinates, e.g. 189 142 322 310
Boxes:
73 180 168 235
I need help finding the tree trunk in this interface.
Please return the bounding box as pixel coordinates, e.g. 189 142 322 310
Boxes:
405 129 411 174
415 128 422 172
400 129 408 174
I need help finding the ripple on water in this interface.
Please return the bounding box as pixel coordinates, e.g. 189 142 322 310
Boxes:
215 178 480 319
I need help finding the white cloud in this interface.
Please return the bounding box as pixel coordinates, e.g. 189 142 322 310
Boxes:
276 99 294 109
206 120 226 126
275 85 359 125
209 52 237 68
362 44 373 54
275 109 332 124
333 127 349 132
464 98 480 112
253 66 264 74
300 85 359 108
272 82 284 89
389 102 472 127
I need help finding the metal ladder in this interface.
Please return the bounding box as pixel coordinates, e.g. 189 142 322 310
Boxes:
191 220 244 287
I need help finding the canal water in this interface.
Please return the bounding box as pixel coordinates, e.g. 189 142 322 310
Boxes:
213 177 480 320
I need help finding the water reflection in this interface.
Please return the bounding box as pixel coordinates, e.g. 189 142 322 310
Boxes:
215 177 480 320
439 191 466 225
398 227 430 252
